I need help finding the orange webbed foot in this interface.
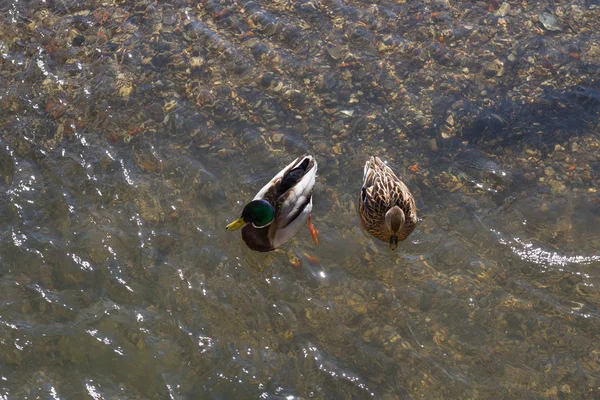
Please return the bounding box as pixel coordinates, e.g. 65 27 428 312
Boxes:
308 214 319 245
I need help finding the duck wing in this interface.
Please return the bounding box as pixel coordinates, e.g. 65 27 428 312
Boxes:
274 155 317 229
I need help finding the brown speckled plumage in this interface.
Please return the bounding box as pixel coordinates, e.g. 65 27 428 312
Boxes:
358 156 417 247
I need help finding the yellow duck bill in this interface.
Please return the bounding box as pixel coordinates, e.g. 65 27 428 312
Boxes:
226 218 246 231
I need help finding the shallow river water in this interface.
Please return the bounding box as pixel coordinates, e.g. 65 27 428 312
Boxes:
2 0 600 399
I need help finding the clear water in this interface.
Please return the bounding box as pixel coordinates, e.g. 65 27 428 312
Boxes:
1 0 600 399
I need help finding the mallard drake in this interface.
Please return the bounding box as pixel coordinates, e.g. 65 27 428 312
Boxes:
226 154 319 252
359 156 417 250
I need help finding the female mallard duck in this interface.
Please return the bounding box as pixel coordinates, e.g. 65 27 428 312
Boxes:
359 156 417 250
226 154 319 252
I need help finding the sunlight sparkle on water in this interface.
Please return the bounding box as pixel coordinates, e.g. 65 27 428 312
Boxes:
33 284 52 303
69 253 93 271
85 382 102 400
49 385 60 400
510 236 600 268
86 329 124 355
120 159 135 186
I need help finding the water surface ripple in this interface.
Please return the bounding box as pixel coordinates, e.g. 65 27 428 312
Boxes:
1 0 600 399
